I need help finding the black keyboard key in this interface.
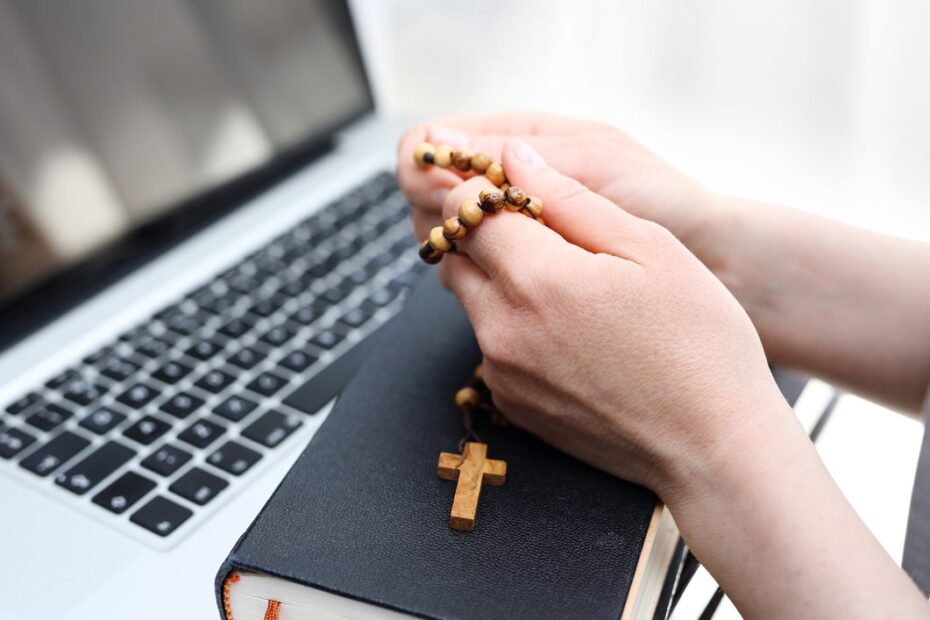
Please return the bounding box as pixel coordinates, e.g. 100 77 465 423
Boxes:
151 361 193 385
117 383 158 408
242 411 302 448
278 350 316 373
195 369 235 393
61 380 107 406
130 495 193 536
258 325 295 347
20 431 90 476
207 441 262 476
135 336 172 359
99 357 140 382
160 392 204 419
339 306 371 329
25 403 73 432
276 279 305 298
227 347 264 370
185 339 224 361
123 416 171 445
79 407 127 435
83 345 115 365
177 418 225 449
163 312 204 336
55 441 135 495
213 395 258 422
321 286 347 305
364 287 396 309
246 371 288 397
309 326 346 350
0 427 36 459
249 297 279 318
95 472 157 515
218 316 255 339
169 466 228 505
5 392 42 415
226 272 261 296
289 304 321 326
45 368 80 390
141 444 192 477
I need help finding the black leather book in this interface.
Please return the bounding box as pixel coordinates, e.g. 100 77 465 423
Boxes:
216 273 681 620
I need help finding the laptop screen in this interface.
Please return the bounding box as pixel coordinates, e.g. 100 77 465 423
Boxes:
0 0 372 318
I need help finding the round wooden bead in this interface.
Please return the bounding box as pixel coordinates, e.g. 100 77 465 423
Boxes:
524 195 543 218
485 162 507 187
470 152 492 174
452 149 473 172
419 239 443 264
504 186 527 208
434 145 453 168
473 363 484 382
428 226 453 253
478 188 504 213
442 217 467 241
455 386 481 409
458 200 484 228
413 142 436 166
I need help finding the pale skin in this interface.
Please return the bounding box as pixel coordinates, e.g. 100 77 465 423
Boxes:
396 112 930 619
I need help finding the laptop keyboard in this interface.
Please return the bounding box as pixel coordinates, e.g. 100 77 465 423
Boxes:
0 171 424 543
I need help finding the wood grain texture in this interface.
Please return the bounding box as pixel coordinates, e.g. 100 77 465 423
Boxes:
437 442 507 531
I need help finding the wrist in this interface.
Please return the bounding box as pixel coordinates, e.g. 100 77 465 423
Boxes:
655 387 800 511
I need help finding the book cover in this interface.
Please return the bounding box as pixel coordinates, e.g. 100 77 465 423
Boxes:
216 273 677 619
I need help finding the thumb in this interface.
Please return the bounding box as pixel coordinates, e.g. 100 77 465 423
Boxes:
502 138 651 262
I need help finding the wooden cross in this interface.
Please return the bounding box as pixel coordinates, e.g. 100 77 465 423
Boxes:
436 442 506 531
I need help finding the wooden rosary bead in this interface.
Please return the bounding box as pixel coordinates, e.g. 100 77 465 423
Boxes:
419 240 443 264
473 363 484 382
428 226 453 253
485 162 507 187
458 200 484 228
455 386 481 409
524 195 543 218
442 217 468 241
504 186 527 208
478 188 504 213
452 148 473 172
414 142 436 166
434 144 453 168
470 152 492 174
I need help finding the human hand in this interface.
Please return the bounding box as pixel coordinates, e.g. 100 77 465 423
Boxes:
432 137 794 500
396 112 719 253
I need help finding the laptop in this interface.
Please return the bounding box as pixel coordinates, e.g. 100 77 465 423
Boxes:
0 2 419 618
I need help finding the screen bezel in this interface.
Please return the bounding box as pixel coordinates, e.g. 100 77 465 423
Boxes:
0 0 375 352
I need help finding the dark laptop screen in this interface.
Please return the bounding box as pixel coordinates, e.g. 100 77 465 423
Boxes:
0 0 372 314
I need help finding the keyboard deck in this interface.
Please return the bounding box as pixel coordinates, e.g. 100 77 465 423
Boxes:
0 171 424 545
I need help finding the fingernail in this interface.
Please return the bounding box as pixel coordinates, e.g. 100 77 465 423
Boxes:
432 187 450 207
429 125 469 148
511 138 544 168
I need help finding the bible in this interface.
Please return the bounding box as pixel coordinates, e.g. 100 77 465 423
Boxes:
215 273 683 619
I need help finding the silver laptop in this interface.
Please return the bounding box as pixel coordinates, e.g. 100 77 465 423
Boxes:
0 2 416 617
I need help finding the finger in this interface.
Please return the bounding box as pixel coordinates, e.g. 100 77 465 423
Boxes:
500 138 652 262
397 124 462 214
437 252 488 309
439 175 577 282
412 208 443 241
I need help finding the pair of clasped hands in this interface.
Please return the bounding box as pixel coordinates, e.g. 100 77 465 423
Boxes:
396 113 930 618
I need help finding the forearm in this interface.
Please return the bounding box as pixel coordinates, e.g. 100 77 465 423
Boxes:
691 197 930 412
664 396 928 619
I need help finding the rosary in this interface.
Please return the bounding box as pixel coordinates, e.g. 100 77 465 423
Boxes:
413 141 544 531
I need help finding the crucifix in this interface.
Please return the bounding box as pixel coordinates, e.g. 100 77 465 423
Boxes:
437 441 506 531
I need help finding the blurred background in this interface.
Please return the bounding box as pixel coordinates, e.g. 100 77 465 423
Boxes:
0 2 927 608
